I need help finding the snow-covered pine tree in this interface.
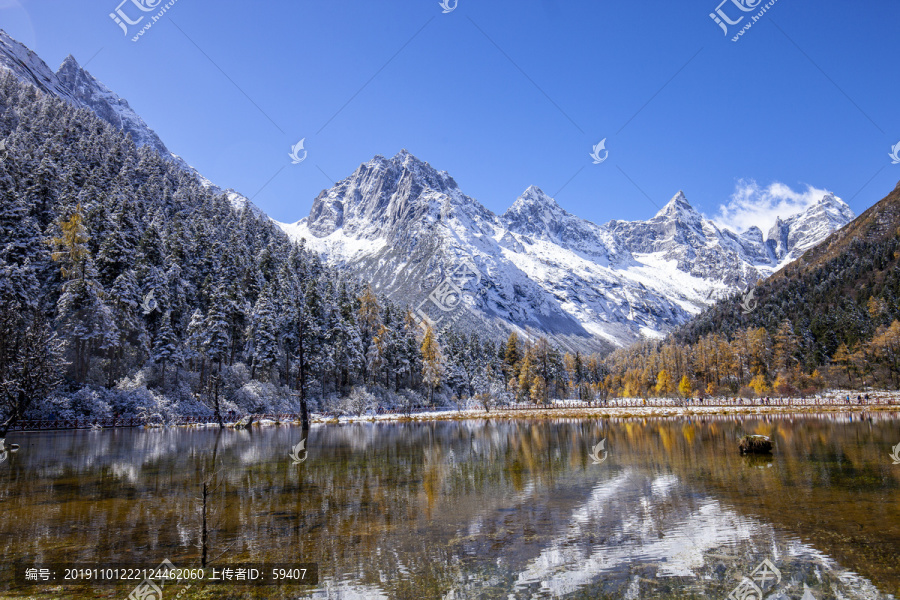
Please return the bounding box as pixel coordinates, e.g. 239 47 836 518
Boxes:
51 205 117 383
108 269 149 386
151 310 179 388
248 287 280 382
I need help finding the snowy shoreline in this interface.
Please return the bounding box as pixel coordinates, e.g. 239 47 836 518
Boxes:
9 391 897 431
310 401 900 426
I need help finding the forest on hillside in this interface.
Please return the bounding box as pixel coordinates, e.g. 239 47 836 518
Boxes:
619 201 900 399
1 67 896 431
0 71 621 427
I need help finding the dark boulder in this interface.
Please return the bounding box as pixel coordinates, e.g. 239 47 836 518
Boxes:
739 435 772 454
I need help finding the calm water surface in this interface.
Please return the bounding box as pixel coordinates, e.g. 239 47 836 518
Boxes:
0 414 898 599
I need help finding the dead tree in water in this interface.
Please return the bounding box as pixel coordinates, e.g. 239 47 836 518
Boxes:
200 481 209 567
196 431 234 567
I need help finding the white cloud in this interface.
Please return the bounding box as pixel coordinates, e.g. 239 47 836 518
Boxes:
711 180 833 237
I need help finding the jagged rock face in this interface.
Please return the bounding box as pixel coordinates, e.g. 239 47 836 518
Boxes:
306 151 491 241
0 31 79 104
502 186 627 265
55 55 170 157
609 192 703 255
0 31 169 157
6 31 243 203
0 30 261 208
279 152 855 351
765 193 856 261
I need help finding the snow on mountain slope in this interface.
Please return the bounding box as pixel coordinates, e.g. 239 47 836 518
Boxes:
281 151 594 349
0 31 169 155
278 151 854 351
0 30 79 105
55 54 171 158
0 30 274 214
0 31 853 351
0 29 228 186
765 192 856 265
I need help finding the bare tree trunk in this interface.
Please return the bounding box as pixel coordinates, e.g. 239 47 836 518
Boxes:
214 361 224 429
0 409 19 439
201 482 208 568
297 322 309 429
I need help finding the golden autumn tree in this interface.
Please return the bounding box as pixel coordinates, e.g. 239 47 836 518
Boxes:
421 325 445 406
49 204 114 382
530 375 548 404
50 204 90 280
655 369 674 396
831 343 854 384
749 373 769 396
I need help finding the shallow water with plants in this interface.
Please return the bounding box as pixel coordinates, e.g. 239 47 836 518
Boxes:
0 413 898 599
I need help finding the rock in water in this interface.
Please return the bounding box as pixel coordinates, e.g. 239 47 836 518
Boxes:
739 434 773 454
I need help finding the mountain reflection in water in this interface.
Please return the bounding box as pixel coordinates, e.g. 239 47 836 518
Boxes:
0 414 897 599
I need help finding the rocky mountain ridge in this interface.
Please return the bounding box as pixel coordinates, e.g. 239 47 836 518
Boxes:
279 150 854 350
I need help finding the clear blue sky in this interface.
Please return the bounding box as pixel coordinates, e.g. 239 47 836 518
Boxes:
2 0 898 231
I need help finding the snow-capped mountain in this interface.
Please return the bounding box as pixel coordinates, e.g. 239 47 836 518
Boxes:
0 30 170 157
765 192 855 262
55 54 171 158
0 31 79 105
0 30 854 352
0 30 261 210
279 151 854 351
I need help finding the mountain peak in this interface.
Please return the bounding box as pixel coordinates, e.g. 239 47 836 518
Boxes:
0 29 79 104
391 148 429 169
304 150 482 238
0 29 173 159
763 191 855 262
501 186 573 241
283 154 856 350
368 149 436 176
505 186 562 216
519 185 559 206
654 191 698 220
52 54 171 157
60 54 79 69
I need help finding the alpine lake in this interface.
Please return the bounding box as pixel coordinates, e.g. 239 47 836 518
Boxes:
0 412 898 599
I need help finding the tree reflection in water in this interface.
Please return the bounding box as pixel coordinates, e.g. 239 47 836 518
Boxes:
0 413 897 599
